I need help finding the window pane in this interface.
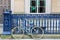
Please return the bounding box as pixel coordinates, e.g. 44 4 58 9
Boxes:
40 1 45 6
30 6 37 13
38 7 45 13
38 0 45 6
30 1 36 6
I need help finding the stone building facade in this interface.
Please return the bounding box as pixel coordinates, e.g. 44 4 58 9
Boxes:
0 0 60 23
12 0 60 14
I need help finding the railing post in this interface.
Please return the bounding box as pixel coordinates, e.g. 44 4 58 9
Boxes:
3 10 12 34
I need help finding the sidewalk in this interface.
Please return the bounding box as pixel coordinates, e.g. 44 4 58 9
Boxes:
0 24 3 34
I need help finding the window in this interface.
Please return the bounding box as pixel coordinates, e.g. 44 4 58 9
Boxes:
30 0 45 13
25 0 51 14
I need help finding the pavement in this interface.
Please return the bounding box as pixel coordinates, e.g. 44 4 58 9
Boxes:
0 24 3 34
11 34 60 39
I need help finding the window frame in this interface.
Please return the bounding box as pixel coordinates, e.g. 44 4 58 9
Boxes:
25 0 51 14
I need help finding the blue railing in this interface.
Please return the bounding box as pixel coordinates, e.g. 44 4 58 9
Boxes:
3 11 60 34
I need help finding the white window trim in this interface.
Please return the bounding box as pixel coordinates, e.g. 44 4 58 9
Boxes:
11 0 14 14
25 0 51 14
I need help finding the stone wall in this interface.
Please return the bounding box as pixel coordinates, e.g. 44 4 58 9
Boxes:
13 0 24 14
52 0 60 13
